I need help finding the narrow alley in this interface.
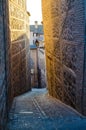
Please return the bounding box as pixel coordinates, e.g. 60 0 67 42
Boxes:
1 0 86 129
7 89 86 130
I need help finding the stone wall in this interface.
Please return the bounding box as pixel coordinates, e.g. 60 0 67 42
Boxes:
30 48 38 88
42 0 86 115
0 0 31 129
38 48 46 88
9 0 31 97
0 0 10 129
0 4 6 129
0 1 9 129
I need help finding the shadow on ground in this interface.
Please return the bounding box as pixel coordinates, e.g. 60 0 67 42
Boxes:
7 88 86 130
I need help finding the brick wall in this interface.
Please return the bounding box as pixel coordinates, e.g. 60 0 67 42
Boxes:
42 0 86 115
9 0 31 97
0 0 31 129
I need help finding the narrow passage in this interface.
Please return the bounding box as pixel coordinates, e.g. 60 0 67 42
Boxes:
7 88 86 130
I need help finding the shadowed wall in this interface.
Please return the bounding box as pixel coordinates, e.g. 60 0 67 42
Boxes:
9 0 31 97
0 0 31 129
42 0 86 115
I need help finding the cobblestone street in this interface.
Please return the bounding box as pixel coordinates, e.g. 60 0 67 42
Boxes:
7 88 86 130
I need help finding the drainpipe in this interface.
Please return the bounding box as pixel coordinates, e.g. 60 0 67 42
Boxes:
82 0 86 114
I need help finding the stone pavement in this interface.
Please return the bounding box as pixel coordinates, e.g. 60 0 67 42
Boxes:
7 88 86 130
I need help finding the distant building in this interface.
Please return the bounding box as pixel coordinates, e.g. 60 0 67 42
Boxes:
30 44 38 88
38 46 46 88
30 23 46 88
30 24 44 45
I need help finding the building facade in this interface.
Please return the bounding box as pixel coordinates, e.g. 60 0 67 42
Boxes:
30 24 44 45
0 0 31 129
9 0 31 97
0 1 8 129
38 46 46 88
42 0 86 115
30 24 46 88
30 45 38 88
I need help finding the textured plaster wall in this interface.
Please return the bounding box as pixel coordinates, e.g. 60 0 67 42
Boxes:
42 0 86 115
